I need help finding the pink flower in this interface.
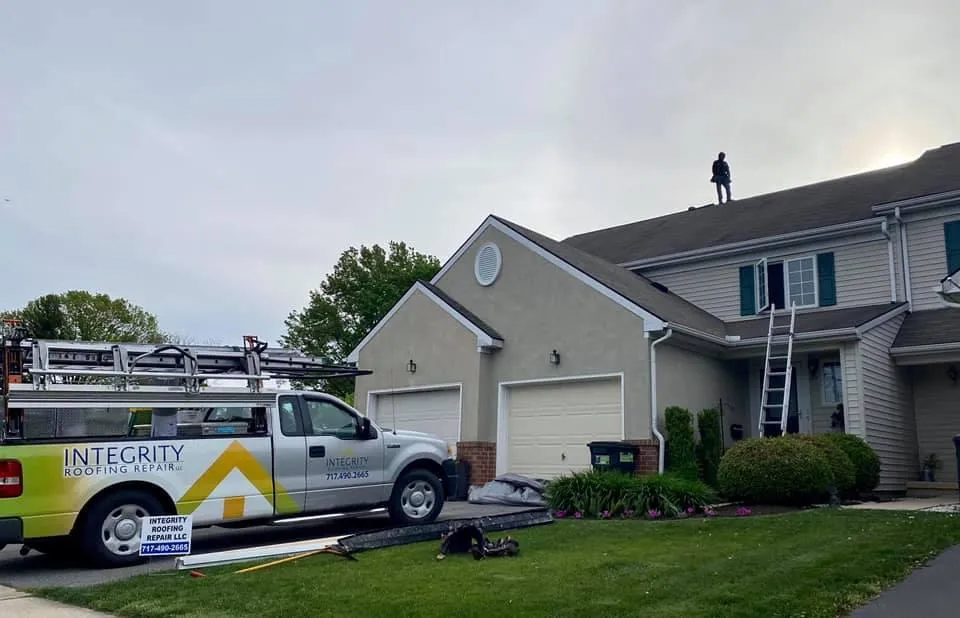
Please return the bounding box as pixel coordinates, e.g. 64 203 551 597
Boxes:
554 510 567 519
622 509 635 518
705 508 717 518
687 506 695 514
599 510 611 520
574 511 583 519
647 509 661 519
737 507 752 517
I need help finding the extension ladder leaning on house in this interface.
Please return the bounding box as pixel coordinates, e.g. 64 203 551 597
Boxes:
758 302 797 437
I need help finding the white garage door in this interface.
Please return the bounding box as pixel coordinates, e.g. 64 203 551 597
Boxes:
373 388 460 456
505 377 622 479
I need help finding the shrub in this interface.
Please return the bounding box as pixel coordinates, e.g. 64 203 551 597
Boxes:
665 406 698 481
819 433 881 495
697 408 723 487
791 434 856 497
545 469 716 518
716 437 832 506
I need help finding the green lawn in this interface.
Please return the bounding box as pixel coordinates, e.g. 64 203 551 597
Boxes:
36 509 960 618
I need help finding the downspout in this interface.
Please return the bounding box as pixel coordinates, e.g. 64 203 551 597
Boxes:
649 327 674 474
896 207 913 310
882 219 896 303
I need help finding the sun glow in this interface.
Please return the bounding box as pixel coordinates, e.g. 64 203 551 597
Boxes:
868 150 916 170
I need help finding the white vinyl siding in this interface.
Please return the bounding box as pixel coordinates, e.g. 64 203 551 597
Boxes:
841 341 865 438
859 313 917 491
640 233 891 321
911 364 960 484
904 205 960 310
503 377 622 479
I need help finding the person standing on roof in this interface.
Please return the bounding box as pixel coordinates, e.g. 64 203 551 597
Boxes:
711 152 732 204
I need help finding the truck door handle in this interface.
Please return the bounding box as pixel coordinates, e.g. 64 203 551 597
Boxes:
387 444 400 449
309 445 325 458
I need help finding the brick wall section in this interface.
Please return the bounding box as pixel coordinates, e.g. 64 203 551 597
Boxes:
456 441 497 485
625 439 660 476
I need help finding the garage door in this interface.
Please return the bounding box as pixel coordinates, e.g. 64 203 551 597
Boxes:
505 377 622 479
372 388 460 456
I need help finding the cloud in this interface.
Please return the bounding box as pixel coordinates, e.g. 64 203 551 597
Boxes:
1 0 959 346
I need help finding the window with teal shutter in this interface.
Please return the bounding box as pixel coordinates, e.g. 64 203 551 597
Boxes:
739 265 756 315
944 221 960 275
816 252 836 306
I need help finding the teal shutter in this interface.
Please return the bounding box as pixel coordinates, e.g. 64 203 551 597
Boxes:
944 221 960 275
817 252 836 307
739 265 756 315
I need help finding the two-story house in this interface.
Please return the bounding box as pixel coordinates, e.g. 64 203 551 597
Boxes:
347 141 960 494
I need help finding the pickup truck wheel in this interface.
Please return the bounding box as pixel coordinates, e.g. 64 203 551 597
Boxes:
388 469 444 526
78 489 166 568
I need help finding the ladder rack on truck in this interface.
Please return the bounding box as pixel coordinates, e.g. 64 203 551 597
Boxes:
0 329 372 441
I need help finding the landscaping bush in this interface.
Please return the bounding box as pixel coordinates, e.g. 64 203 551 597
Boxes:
665 406 698 481
791 434 856 497
696 408 723 487
819 433 881 495
545 469 716 518
716 437 832 506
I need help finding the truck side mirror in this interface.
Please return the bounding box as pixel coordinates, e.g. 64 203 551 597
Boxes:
359 416 372 439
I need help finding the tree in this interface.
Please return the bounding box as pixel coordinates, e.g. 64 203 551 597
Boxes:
4 291 165 343
281 241 442 398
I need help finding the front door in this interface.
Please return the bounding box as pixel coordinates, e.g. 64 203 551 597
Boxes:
299 394 386 513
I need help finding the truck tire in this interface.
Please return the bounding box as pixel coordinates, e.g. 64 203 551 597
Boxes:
77 488 167 568
387 468 445 526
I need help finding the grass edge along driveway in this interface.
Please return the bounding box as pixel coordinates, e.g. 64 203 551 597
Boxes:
35 509 960 618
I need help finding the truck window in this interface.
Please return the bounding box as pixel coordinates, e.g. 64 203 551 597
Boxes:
278 397 302 436
303 399 357 438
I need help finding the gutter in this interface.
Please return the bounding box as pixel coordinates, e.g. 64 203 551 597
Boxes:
649 328 673 474
882 219 897 303
726 328 860 348
890 342 960 357
872 189 960 215
895 207 913 310
618 218 883 270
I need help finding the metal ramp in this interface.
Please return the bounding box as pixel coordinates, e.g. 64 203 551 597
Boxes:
758 302 797 437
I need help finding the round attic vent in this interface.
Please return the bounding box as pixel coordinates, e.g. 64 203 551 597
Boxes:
474 242 502 286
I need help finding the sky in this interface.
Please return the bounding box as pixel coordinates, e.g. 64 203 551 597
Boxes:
2 0 959 346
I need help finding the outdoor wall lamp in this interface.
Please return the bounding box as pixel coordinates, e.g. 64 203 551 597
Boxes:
407 359 417 374
808 356 819 378
947 365 957 385
549 349 560 365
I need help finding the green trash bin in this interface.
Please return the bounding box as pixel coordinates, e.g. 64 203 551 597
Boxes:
587 441 640 474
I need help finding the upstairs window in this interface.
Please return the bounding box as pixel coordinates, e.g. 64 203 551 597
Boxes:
786 257 817 308
944 220 960 275
740 252 836 316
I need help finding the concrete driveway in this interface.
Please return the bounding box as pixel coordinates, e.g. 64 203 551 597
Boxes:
0 502 537 590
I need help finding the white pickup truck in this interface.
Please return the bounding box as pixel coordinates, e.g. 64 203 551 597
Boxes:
0 388 458 568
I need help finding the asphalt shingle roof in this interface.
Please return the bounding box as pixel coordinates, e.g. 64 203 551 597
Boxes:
492 216 727 336
726 303 907 340
563 142 960 265
892 308 960 348
418 280 503 341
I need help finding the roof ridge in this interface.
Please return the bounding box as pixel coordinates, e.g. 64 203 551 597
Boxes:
563 158 920 243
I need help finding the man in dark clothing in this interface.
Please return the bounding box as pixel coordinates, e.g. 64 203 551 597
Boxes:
711 152 732 204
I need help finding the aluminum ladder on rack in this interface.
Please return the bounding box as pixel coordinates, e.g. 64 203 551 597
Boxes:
6 335 372 393
758 302 797 437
